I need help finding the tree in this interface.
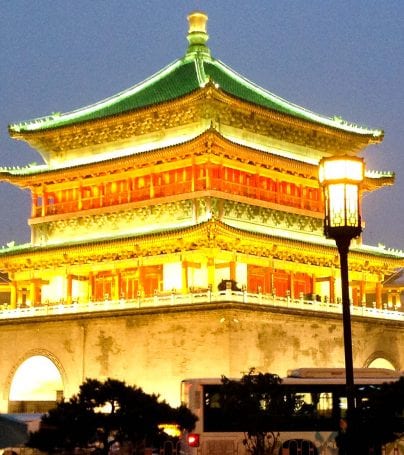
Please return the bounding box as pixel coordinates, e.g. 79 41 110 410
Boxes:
27 378 197 454
351 376 404 455
220 369 303 455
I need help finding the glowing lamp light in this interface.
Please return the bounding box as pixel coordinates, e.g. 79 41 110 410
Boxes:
187 433 200 447
319 156 364 241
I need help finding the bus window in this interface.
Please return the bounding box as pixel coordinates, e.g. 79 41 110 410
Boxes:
318 392 333 417
205 391 221 408
339 396 348 418
281 439 318 455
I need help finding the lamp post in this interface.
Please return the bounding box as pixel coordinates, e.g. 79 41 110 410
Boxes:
319 155 365 453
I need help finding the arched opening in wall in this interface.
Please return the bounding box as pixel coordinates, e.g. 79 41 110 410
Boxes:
368 357 396 370
8 355 63 413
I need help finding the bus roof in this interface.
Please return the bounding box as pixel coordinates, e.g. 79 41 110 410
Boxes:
181 368 403 387
287 367 402 379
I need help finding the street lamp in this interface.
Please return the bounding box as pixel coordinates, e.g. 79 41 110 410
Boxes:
318 155 365 452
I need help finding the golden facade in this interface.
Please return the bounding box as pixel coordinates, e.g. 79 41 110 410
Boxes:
0 12 402 325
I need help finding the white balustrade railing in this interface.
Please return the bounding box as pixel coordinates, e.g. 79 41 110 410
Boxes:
0 290 402 322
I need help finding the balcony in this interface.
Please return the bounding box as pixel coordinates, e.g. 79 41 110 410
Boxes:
0 290 402 322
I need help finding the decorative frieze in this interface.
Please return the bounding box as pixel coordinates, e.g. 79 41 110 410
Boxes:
220 200 323 235
32 200 196 245
12 87 375 161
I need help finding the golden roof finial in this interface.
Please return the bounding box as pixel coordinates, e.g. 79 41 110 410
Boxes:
186 11 210 56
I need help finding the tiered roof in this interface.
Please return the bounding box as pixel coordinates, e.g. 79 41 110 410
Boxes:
9 12 383 142
0 11 400 269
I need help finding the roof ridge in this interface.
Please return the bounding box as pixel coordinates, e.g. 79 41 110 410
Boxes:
9 58 185 133
194 55 208 86
208 58 383 138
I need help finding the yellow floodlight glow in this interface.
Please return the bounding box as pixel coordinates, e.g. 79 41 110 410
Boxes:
158 423 181 437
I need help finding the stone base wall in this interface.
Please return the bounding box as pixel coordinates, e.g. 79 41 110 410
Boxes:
0 302 402 411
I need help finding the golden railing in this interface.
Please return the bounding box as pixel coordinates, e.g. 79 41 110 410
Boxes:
0 290 402 321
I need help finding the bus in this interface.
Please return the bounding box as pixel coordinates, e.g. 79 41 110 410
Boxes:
180 368 403 455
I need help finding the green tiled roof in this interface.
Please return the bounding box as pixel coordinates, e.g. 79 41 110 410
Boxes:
9 11 383 139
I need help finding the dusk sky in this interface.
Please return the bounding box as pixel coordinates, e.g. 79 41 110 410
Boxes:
0 1 403 249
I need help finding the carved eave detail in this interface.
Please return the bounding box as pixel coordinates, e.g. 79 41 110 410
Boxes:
5 130 321 190
0 220 400 276
5 129 391 197
10 84 381 164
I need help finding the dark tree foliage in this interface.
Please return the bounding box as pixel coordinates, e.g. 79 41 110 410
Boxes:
27 378 197 454
350 376 404 454
220 369 303 455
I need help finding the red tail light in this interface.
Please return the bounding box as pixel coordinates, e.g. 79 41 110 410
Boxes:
187 433 200 447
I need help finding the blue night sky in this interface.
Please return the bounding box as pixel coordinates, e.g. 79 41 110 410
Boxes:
0 1 403 249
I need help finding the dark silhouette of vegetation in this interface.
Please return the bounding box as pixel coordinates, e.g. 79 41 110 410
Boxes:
220 369 303 455
346 376 404 455
27 378 197 454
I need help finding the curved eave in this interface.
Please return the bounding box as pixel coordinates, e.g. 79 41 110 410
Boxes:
0 220 403 272
1 127 393 194
383 268 404 288
0 127 320 185
363 171 395 192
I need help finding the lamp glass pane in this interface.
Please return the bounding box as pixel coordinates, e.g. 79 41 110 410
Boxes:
328 184 359 227
345 184 360 226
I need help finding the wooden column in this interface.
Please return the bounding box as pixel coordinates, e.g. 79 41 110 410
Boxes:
41 188 47 217
207 257 215 289
329 276 335 303
88 272 94 301
311 274 316 297
359 280 366 305
289 272 295 300
66 274 73 305
29 281 37 306
182 261 188 292
31 193 38 218
113 272 120 301
191 160 196 192
138 265 145 296
299 184 304 209
99 184 104 207
267 267 274 294
230 261 236 282
220 164 225 191
275 180 280 204
150 173 155 199
10 282 17 309
78 184 83 210
376 281 382 309
206 162 212 190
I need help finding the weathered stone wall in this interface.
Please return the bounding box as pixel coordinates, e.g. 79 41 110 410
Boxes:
0 302 402 411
